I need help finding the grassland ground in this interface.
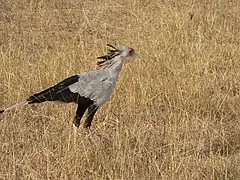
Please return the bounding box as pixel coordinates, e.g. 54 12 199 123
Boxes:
0 0 240 179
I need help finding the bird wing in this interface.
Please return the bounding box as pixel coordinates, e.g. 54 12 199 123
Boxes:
69 70 115 105
27 75 81 103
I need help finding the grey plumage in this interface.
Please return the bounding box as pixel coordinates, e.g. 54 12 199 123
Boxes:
0 44 135 128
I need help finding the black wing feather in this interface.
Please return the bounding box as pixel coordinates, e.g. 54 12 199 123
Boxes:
27 75 80 103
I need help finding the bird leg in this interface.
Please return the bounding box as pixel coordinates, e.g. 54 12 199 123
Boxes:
73 104 88 127
84 105 98 128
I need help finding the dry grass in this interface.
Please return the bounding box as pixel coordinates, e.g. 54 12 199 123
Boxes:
1 0 240 179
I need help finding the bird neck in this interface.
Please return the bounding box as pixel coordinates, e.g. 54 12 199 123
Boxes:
99 56 124 76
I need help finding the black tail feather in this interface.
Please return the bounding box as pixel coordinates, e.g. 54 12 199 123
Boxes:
0 109 4 113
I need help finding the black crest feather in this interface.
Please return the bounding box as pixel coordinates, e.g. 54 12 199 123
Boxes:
97 44 121 65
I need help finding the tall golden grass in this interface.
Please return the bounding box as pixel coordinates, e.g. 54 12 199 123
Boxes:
1 0 240 179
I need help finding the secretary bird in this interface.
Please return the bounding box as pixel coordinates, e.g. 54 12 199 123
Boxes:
0 44 135 128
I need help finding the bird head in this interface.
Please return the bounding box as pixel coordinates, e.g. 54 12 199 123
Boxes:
97 44 135 67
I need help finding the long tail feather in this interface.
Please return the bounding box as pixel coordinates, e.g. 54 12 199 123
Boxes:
0 101 29 113
1 75 79 114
